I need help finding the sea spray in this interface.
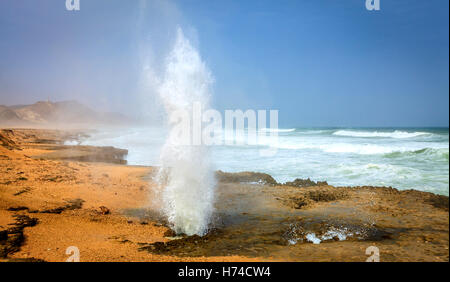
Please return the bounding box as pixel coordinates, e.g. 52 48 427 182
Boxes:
157 28 215 236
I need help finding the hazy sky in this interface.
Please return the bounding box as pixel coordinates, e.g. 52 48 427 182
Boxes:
0 0 448 127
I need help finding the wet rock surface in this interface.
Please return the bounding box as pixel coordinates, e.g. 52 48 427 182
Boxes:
215 171 329 189
7 199 84 214
0 215 38 258
138 183 448 261
283 178 328 188
215 170 278 185
138 217 403 258
33 146 128 164
280 219 398 245
425 194 449 211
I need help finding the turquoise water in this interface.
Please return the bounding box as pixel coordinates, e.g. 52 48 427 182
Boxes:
82 127 449 195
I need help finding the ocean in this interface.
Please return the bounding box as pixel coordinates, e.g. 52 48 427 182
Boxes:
80 127 449 196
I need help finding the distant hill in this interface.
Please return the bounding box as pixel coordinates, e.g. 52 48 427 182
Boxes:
0 105 22 123
0 101 132 126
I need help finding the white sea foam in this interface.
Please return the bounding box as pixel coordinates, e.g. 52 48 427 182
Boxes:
333 130 431 139
321 228 351 241
305 233 322 244
320 143 399 154
257 137 447 156
305 228 354 245
271 141 407 155
156 28 215 236
259 128 295 133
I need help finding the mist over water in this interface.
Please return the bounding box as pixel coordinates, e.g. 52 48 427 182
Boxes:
156 28 215 236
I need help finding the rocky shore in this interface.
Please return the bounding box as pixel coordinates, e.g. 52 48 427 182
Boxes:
0 128 448 262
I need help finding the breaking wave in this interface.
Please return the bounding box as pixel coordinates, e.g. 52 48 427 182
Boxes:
259 128 296 133
384 147 449 161
333 130 432 139
271 141 448 156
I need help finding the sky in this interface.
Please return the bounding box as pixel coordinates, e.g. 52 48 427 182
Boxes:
0 0 448 127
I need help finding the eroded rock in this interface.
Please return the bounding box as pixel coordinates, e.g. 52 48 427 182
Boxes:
215 170 277 185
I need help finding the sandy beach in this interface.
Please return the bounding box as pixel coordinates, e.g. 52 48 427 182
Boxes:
0 128 448 262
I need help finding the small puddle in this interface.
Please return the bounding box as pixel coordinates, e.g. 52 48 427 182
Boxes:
281 218 396 245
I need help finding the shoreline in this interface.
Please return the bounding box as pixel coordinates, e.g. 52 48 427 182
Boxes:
0 128 448 262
